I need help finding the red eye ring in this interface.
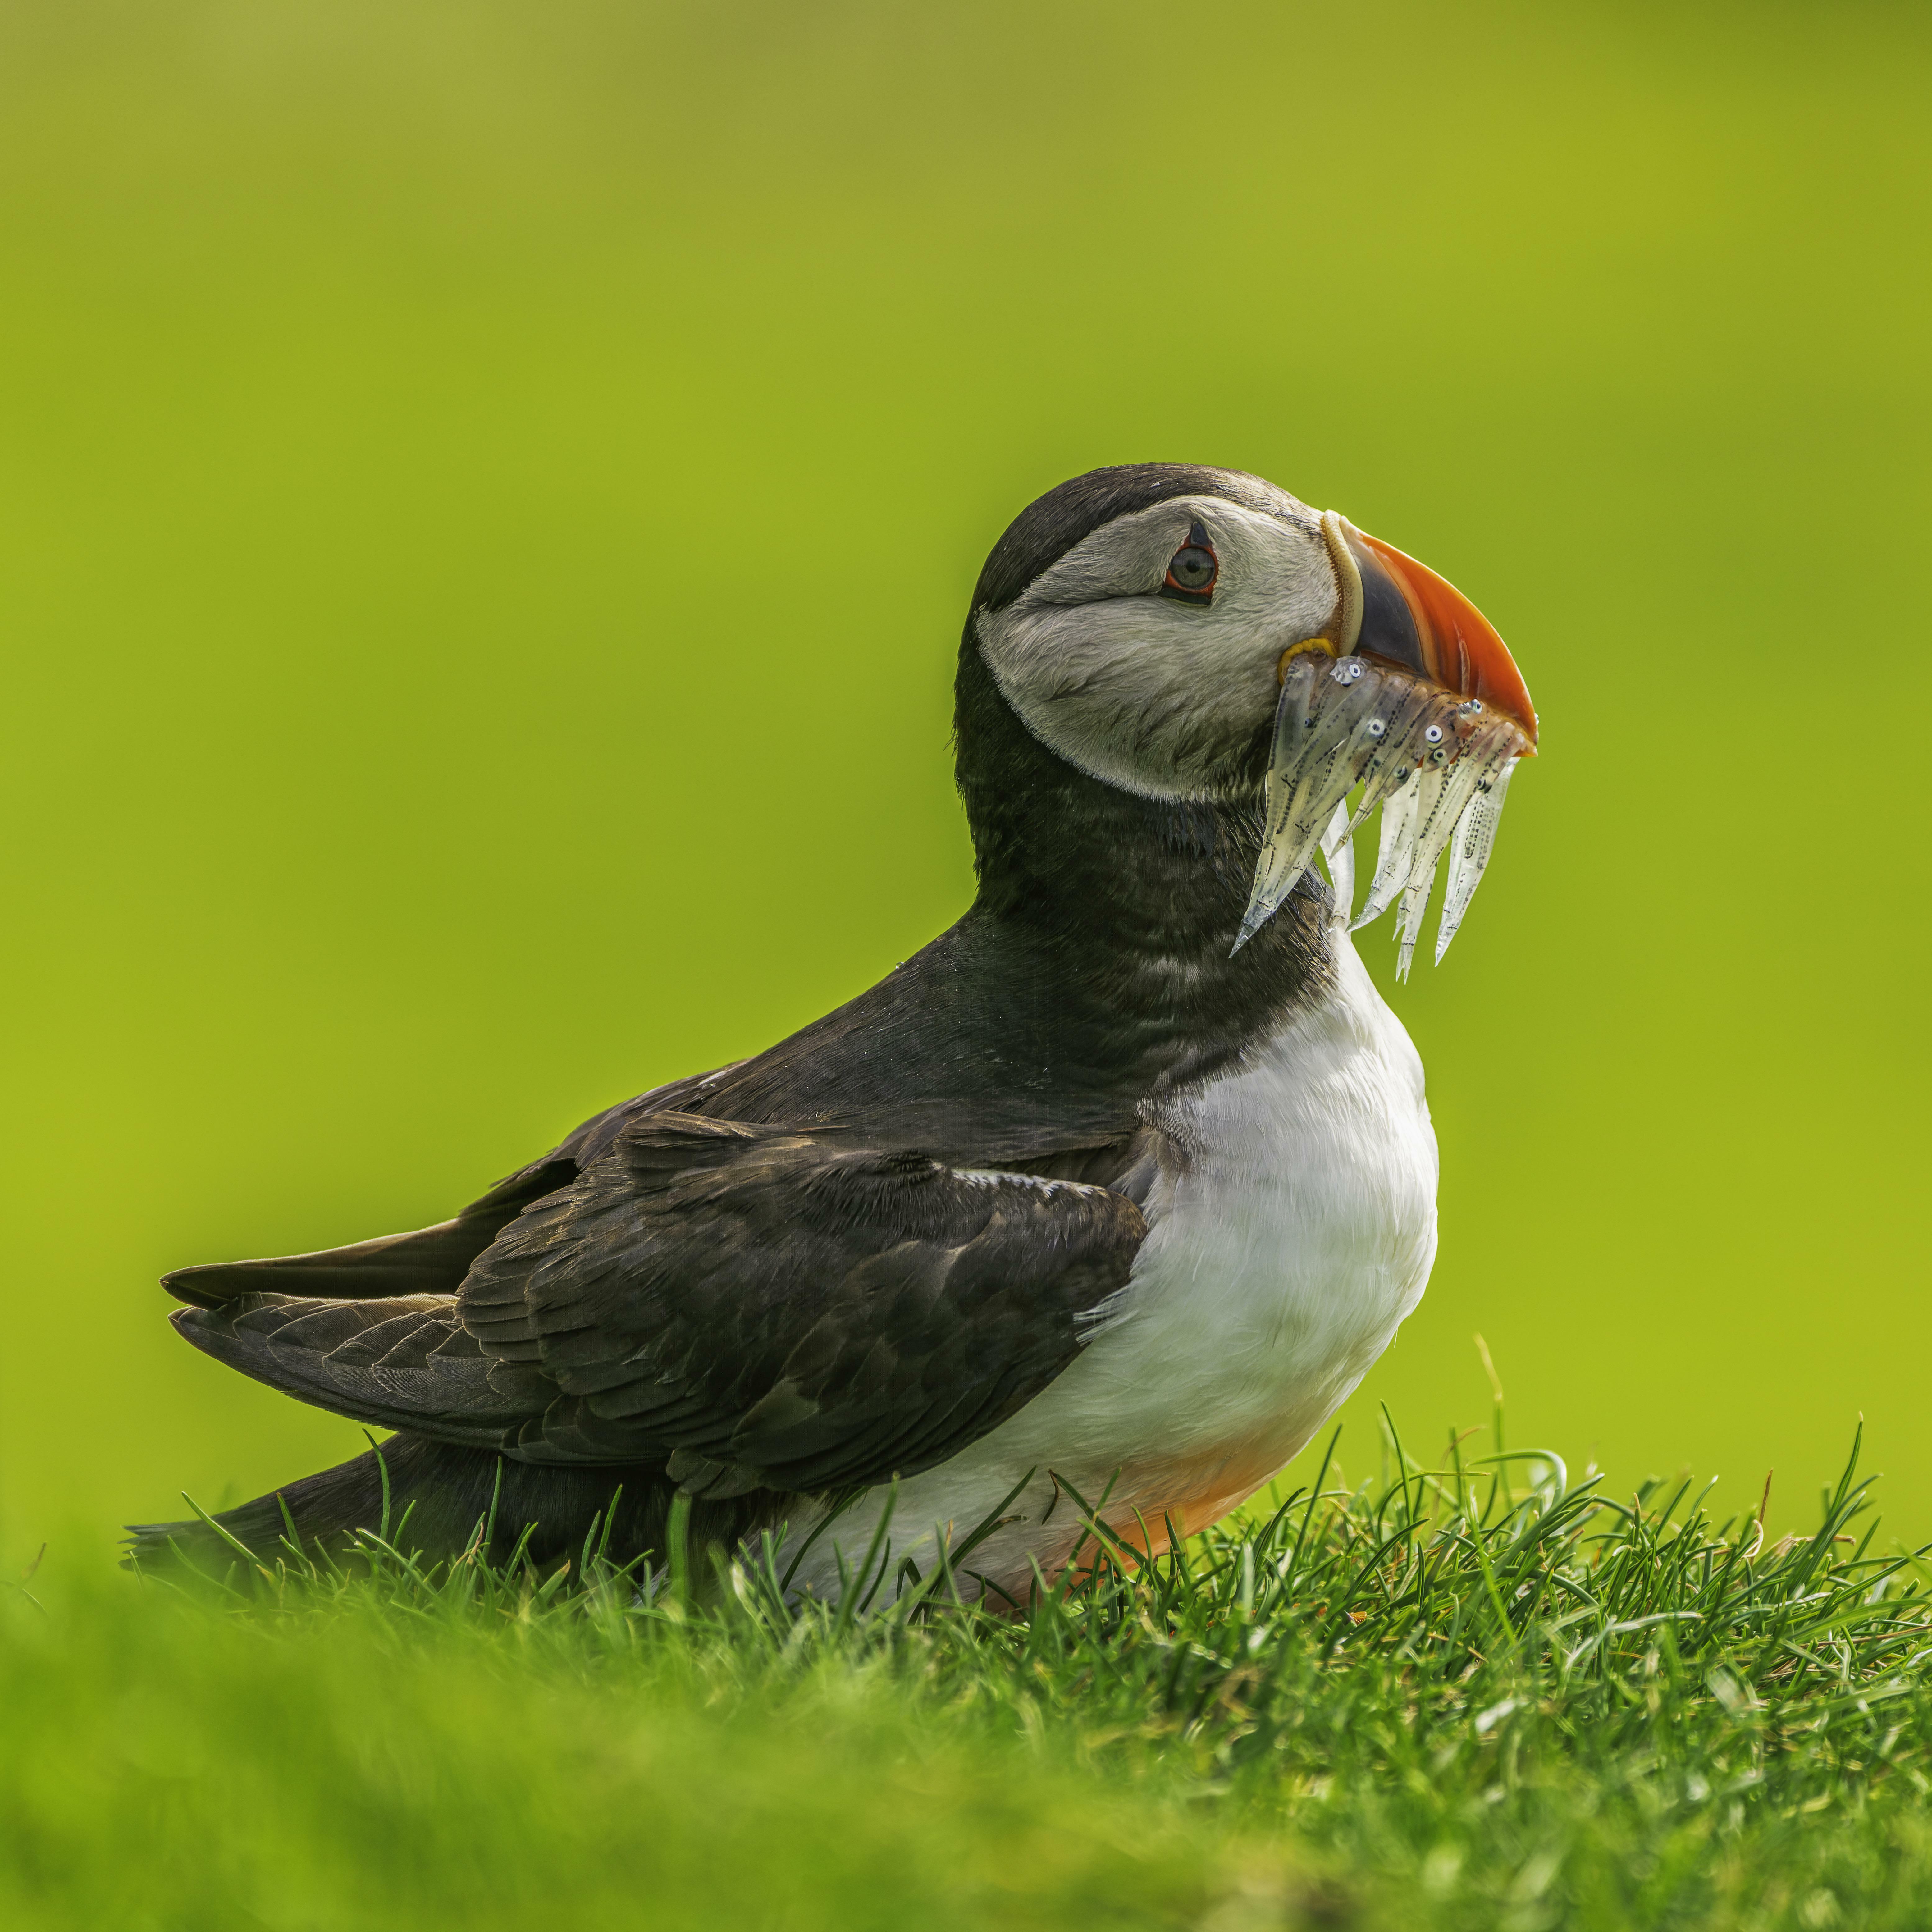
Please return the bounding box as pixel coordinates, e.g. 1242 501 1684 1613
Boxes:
1158 519 1218 605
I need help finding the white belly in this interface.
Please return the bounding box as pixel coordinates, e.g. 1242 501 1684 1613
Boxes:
778 929 1439 1602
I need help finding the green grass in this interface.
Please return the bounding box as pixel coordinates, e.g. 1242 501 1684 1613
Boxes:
12 1409 1932 1930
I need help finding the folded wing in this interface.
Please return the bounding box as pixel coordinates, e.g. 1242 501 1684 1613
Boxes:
171 1110 1148 1500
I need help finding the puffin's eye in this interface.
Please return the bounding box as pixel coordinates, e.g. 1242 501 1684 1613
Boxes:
1158 520 1218 605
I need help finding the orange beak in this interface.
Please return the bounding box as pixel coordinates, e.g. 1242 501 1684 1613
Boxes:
1338 521 1538 753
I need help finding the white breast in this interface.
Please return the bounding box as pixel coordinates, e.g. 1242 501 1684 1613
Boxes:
778 928 1439 1601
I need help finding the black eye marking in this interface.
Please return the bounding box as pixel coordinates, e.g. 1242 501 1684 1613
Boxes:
1158 519 1218 605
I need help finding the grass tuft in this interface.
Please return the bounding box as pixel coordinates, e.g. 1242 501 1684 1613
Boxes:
15 1411 1932 1928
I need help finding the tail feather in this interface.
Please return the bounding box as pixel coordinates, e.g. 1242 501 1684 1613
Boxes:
125 1432 773 1573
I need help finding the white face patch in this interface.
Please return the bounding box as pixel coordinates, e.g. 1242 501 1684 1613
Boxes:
973 496 1341 802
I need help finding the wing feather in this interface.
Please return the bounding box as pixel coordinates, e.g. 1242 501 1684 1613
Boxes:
171 1108 1148 1499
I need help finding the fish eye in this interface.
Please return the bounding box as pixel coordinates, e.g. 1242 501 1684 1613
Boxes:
1158 520 1218 605
1423 724 1445 745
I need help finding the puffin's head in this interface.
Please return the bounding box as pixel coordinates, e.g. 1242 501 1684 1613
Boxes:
963 464 1537 975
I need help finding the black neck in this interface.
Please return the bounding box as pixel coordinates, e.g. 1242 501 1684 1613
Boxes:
949 627 1330 1078
697 637 1331 1130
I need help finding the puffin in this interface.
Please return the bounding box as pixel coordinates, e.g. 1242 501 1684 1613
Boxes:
133 463 1538 1601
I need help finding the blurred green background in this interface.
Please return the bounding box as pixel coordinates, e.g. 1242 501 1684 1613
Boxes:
2 0 1927 1570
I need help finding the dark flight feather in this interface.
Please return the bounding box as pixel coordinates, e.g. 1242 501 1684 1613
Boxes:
161 1159 581 1309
